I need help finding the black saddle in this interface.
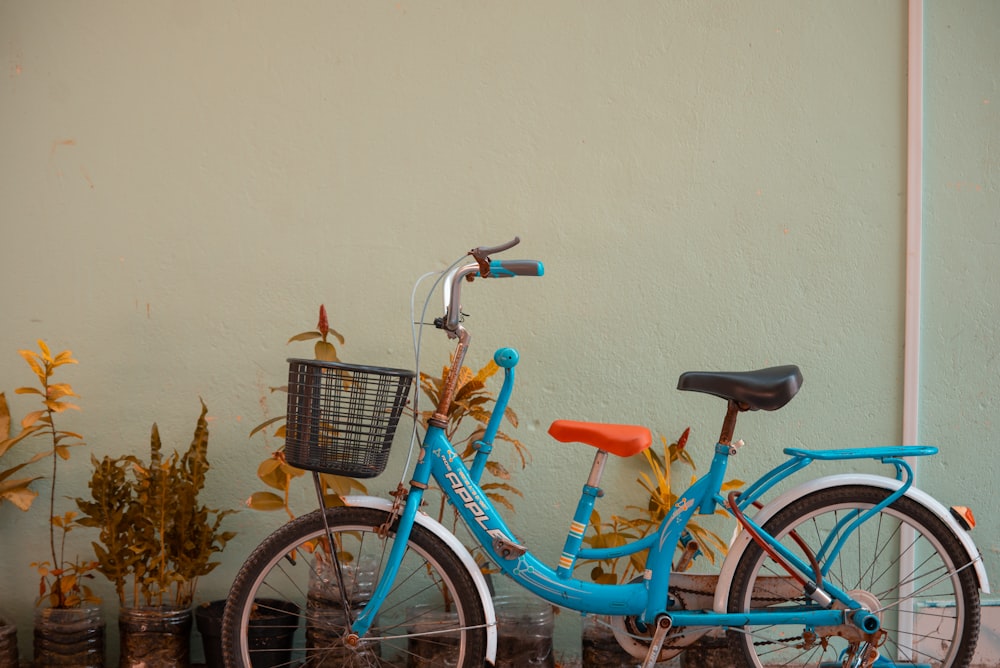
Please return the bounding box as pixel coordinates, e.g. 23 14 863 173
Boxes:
677 365 802 411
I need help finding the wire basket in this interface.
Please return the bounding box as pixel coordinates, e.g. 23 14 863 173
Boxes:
284 358 415 478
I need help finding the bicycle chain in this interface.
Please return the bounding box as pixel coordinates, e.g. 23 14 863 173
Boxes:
653 584 808 650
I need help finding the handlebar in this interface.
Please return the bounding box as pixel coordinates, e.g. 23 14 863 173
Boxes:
439 239 545 333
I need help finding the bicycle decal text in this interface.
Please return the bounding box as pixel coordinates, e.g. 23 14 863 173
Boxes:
445 470 492 531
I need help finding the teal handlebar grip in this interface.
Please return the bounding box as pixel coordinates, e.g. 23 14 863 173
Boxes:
486 260 544 277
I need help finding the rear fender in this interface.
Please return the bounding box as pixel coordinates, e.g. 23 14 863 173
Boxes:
344 495 497 665
712 474 990 613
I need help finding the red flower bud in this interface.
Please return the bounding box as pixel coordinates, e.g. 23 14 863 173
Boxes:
676 427 690 452
317 305 329 337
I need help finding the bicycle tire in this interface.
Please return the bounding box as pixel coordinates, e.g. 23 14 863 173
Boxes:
221 505 487 667
726 485 980 668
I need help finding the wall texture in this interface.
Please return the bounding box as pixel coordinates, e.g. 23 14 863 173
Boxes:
1 1 997 661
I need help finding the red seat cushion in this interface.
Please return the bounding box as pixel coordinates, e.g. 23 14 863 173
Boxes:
547 420 652 457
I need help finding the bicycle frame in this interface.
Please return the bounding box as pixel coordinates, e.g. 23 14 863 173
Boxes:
347 344 943 638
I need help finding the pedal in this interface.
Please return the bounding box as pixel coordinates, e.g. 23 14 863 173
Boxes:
641 615 672 668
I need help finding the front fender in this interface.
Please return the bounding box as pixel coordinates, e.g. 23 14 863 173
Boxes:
343 495 497 665
712 474 990 613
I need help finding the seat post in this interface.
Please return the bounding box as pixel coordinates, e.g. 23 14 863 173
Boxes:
719 400 741 446
586 450 609 488
556 450 609 579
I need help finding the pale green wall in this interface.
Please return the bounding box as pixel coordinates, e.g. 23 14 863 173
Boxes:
1 1 997 662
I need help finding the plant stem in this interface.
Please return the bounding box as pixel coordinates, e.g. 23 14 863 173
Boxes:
43 368 64 607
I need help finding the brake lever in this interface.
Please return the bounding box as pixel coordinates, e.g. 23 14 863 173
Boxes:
469 236 520 277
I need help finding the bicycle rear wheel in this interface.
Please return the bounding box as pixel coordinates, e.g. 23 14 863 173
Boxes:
726 485 980 668
222 505 487 667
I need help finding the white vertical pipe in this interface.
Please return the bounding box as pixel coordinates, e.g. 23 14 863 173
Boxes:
904 0 924 443
898 0 923 660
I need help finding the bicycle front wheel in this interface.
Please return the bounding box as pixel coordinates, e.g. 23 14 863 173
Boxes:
222 505 488 667
726 485 980 668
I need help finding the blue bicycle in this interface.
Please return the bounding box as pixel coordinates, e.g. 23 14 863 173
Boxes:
223 238 987 667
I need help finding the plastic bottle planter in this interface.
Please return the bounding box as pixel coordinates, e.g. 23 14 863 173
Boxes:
33 605 105 668
1 616 19 668
118 606 192 668
195 599 299 668
494 595 554 668
305 552 378 667
406 595 554 668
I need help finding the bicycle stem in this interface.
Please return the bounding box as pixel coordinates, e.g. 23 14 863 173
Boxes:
428 325 471 428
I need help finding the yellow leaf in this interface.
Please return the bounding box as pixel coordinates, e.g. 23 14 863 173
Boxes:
56 446 71 460
314 341 339 362
257 458 282 476
0 480 40 511
485 461 511 480
249 416 284 439
51 350 78 367
287 331 321 344
321 493 346 507
246 492 286 511
18 350 46 383
20 411 45 429
37 340 52 362
473 360 499 384
0 393 9 439
46 400 80 413
60 575 77 594
47 383 77 401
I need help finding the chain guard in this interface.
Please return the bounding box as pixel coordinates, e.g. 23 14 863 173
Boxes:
610 574 718 661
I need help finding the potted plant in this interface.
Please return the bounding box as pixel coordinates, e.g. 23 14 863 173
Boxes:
579 428 740 668
74 399 237 668
247 305 366 520
0 615 16 668
10 341 106 668
0 389 51 668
